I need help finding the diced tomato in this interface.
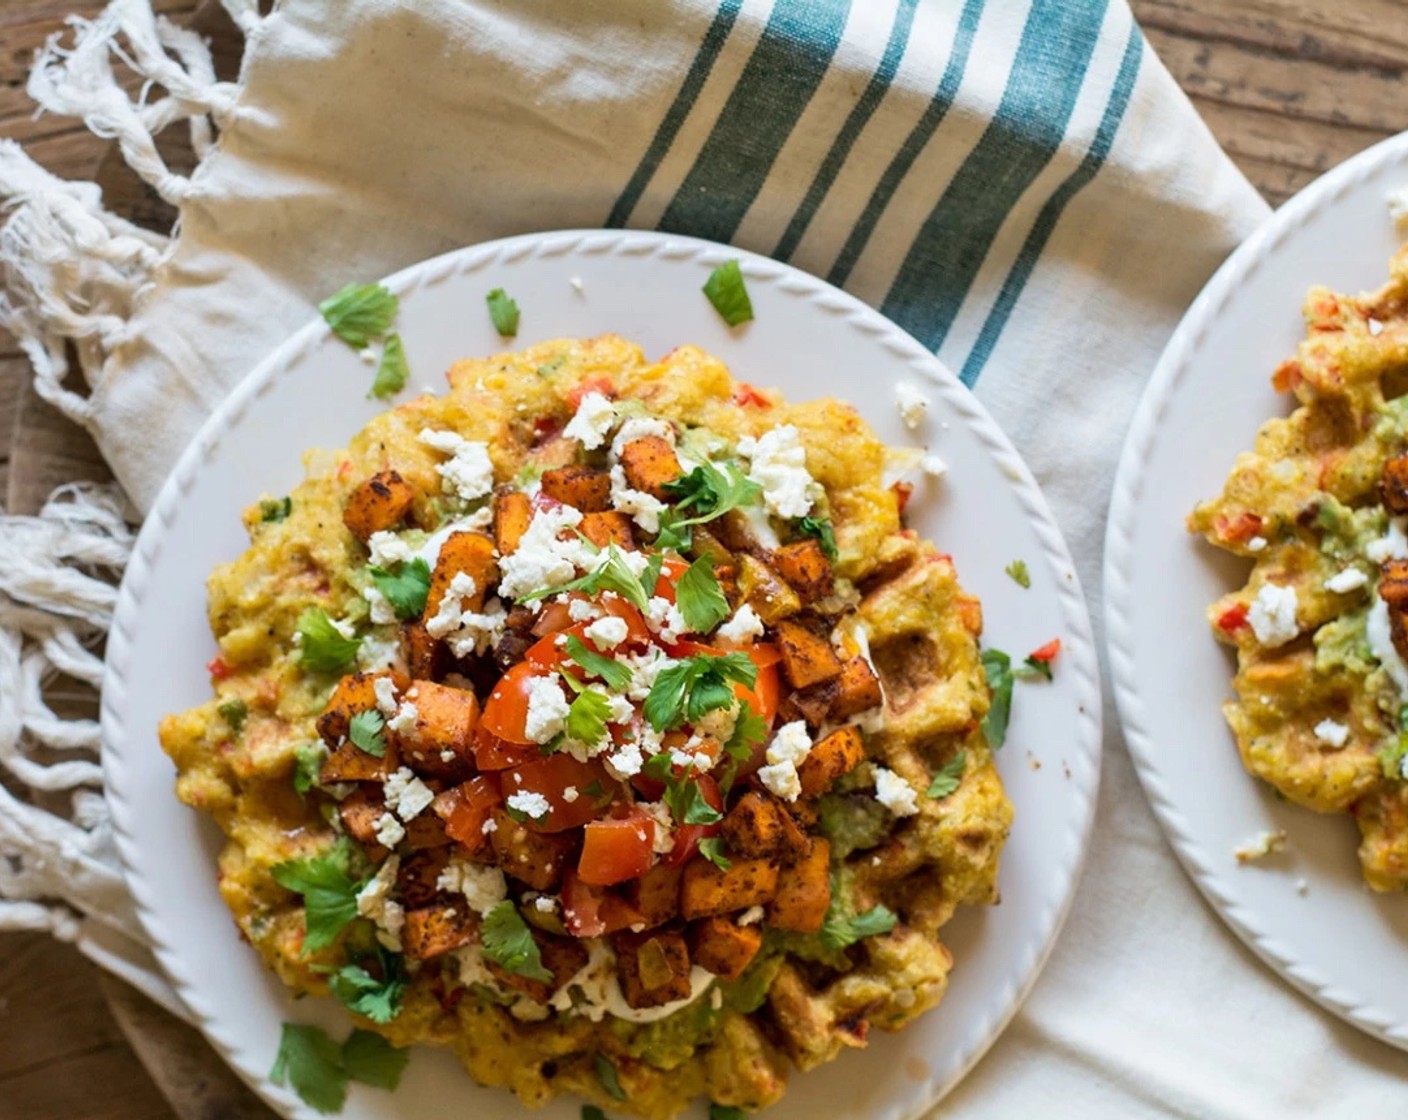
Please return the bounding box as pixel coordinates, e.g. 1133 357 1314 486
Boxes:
206 654 234 682
524 623 591 671
562 870 644 937
652 556 691 603
662 774 723 868
481 661 540 743
434 775 503 853
1028 639 1061 664
1271 359 1303 393
532 415 561 442
578 816 656 885
892 481 914 516
1214 512 1263 545
735 645 781 726
628 728 691 800
600 597 652 646
471 726 541 770
733 383 770 408
1216 602 1250 634
531 600 577 638
566 374 615 411
502 753 612 832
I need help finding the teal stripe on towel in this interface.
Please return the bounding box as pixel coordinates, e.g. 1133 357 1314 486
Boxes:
657 0 852 244
605 0 743 229
879 0 1109 352
827 0 985 289
960 24 1143 385
772 0 919 262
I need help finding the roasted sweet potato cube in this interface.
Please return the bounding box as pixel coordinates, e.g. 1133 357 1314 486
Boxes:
774 619 843 689
494 489 534 555
402 900 476 960
338 787 389 858
775 806 813 864
680 856 779 920
778 680 836 728
488 930 589 1003
580 511 638 550
720 791 786 858
541 465 613 512
1383 454 1408 515
401 621 448 681
689 916 763 981
797 726 866 799
621 863 682 928
829 656 883 720
316 670 408 746
403 810 453 850
737 554 802 626
398 849 451 908
619 436 683 499
766 838 831 933
613 927 693 1008
319 737 399 784
1380 560 1408 609
770 540 833 602
343 470 416 541
489 808 575 891
392 680 480 759
425 531 497 620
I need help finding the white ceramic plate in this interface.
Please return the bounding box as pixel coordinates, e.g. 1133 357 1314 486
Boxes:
103 229 1100 1119
1106 134 1408 1049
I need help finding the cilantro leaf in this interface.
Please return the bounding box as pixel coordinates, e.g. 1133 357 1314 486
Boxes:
664 778 723 826
658 462 763 550
272 1023 348 1114
486 288 520 337
270 839 366 954
724 705 767 760
676 557 730 635
260 496 292 523
792 515 837 560
520 547 649 611
698 836 731 871
348 709 387 758
980 649 1014 750
324 948 407 1024
566 634 632 691
1004 559 1031 589
341 1029 409 1090
293 741 328 798
594 1054 627 1101
644 654 758 732
567 687 613 746
583 1109 608 1120
369 332 409 400
643 751 675 783
297 608 361 674
702 260 753 327
710 1107 747 1120
1017 655 1053 682
368 557 431 620
819 903 898 950
642 551 666 598
218 697 247 736
925 751 966 800
319 282 398 349
481 899 553 982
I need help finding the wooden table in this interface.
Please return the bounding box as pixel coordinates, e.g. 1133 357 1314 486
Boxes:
2 1 1406 1116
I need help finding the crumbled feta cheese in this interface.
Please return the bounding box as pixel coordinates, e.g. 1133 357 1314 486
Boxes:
425 571 509 656
636 801 676 854
1247 536 1267 552
1313 718 1350 748
606 694 636 725
497 505 595 600
524 676 571 744
507 790 551 820
1234 829 1287 863
419 428 495 502
622 649 680 702
374 812 406 848
356 856 404 949
387 701 419 737
1248 583 1299 647
383 766 434 821
874 767 920 817
611 417 676 459
692 701 739 744
535 895 558 914
562 391 618 451
440 749 457 763
568 598 604 622
1369 318 1385 337
1367 517 1408 564
481 817 498 835
758 721 813 802
920 454 947 479
363 586 395 626
739 425 815 519
562 785 580 804
367 530 415 568
610 465 666 534
585 616 629 649
895 381 929 430
605 741 645 780
373 676 399 717
1324 568 1368 594
715 605 764 646
645 596 688 643
570 276 584 293
357 632 407 674
737 905 764 927
757 762 801 801
436 858 508 914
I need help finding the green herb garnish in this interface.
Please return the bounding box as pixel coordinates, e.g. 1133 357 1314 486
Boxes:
293 742 328 798
698 837 731 871
925 751 966 799
792 514 837 559
675 556 730 635
368 557 431 620
565 634 632 691
340 1029 410 1091
656 461 763 550
218 697 248 735
819 902 897 950
643 653 757 732
369 332 409 399
566 686 613 746
486 288 520 337
323 946 407 1024
664 777 723 826
319 282 398 349
259 496 292 522
702 260 753 327
520 546 649 611
594 1054 627 1101
348 709 387 758
481 899 553 982
270 838 366 954
296 608 361 674
1004 559 1030 589
980 649 1014 750
271 1023 348 1114
709 1106 748 1120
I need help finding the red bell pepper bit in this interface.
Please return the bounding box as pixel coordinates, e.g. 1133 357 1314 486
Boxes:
733 382 770 408
206 654 234 682
1216 602 1250 634
1028 638 1061 663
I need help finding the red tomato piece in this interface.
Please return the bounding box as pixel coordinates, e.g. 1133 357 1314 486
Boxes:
566 374 615 412
652 556 691 603
206 654 234 682
502 754 613 832
562 870 645 937
531 600 577 638
1214 512 1264 545
1028 638 1061 663
578 817 656 886
599 597 652 646
434 775 503 851
662 774 723 868
471 726 541 770
1216 603 1250 634
733 383 770 408
892 480 914 515
481 662 540 743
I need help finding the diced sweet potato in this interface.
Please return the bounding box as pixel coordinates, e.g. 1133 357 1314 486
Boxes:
316 670 408 746
720 791 787 858
403 810 453 851
829 656 883 720
774 619 843 689
398 849 451 908
392 680 480 761
621 863 682 928
689 916 763 981
1380 560 1408 609
338 787 389 858
680 856 779 920
737 555 802 626
541 466 613 512
343 470 416 541
1383 454 1408 514
796 726 866 799
619 436 683 499
402 900 476 960
425 531 497 620
770 540 833 603
401 622 448 681
613 927 693 1008
766 838 831 933
777 681 835 729
488 931 589 1002
320 737 399 784
579 511 637 550
489 808 575 891
775 806 813 863
494 489 533 555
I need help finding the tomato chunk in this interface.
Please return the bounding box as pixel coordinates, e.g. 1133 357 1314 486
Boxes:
481 661 539 743
502 753 612 832
434 775 503 854
662 775 723 868
472 726 542 770
562 870 644 937
1216 603 1250 634
579 817 656 886
1028 638 1061 663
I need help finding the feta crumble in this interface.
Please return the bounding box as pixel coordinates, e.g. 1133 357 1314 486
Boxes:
497 505 595 600
562 391 618 450
1247 536 1268 552
645 596 688 643
568 598 604 622
436 858 508 914
605 741 645 780
636 801 675 854
1313 719 1350 748
562 785 579 804
387 701 419 738
361 584 398 625
1324 568 1368 594
383 766 434 821
373 676 400 717
611 417 675 459
874 767 919 817
356 856 404 949
1234 829 1287 864
1247 583 1299 647
524 676 571 744
758 721 813 802
507 790 551 820
738 425 815 519
920 453 947 479
367 530 414 568
419 428 495 502
585 615 629 649
610 464 666 534
737 906 764 927
895 381 929 430
716 604 764 646
426 572 509 657
374 812 406 848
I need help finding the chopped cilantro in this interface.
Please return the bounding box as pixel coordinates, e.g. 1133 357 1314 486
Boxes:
296 608 361 674
323 946 407 1024
643 653 757 732
1017 655 1053 682
792 515 837 559
271 1023 347 1114
218 697 247 735
293 742 328 798
520 546 649 611
656 461 762 550
566 687 613 746
819 901 897 950
319 282 398 349
702 260 753 327
664 777 723 826
676 556 730 635
1005 559 1031 589
643 751 674 783
367 557 431 620
536 357 565 378
270 838 366 954
486 288 520 337
718 703 768 794
340 1029 409 1090
698 836 731 871
925 751 966 800
594 1054 627 1101
481 899 553 982
583 1109 608 1120
980 649 1014 750
348 709 387 758
369 332 409 400
566 634 632 691
259 496 292 523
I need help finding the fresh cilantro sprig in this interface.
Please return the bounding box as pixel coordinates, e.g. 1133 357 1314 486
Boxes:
792 515 837 559
348 709 387 758
520 546 649 611
297 608 361 674
819 902 898 950
980 649 1014 750
702 260 753 327
718 703 768 794
270 838 367 954
481 900 553 982
1004 559 1031 589
1017 655 1053 682
594 1054 627 1101
322 945 407 1024
926 751 966 800
319 283 398 349
565 634 632 691
675 556 730 635
664 777 723 826
486 288 520 337
260 496 292 523
643 653 758 732
368 557 431 620
271 1022 408 1114
698 836 731 871
563 679 613 746
369 332 410 400
218 697 248 735
656 461 763 550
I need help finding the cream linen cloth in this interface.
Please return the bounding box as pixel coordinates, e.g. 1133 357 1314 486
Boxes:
1 0 1403 1114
